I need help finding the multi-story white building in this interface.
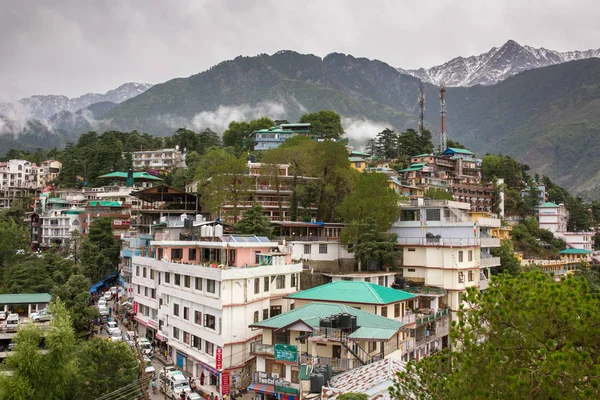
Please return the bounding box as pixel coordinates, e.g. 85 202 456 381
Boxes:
535 201 594 251
39 198 83 247
0 159 38 209
130 147 186 172
131 233 303 397
390 199 498 314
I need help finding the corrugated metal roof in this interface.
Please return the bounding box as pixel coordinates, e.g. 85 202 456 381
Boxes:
298 364 311 380
87 201 122 207
348 326 397 340
287 281 415 304
444 147 474 155
0 293 51 305
251 302 404 331
538 201 559 208
559 248 591 254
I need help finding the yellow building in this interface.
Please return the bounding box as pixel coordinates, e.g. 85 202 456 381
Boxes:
490 226 513 240
349 157 368 172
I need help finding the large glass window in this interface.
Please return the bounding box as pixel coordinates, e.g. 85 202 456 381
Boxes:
425 209 441 221
173 304 179 316
204 314 216 330
207 279 216 294
276 275 285 289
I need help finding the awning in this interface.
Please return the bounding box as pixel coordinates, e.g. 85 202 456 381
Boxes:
248 383 276 395
197 359 220 377
89 271 118 293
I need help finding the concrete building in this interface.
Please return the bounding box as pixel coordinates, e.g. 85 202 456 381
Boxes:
535 202 594 251
39 198 83 248
254 124 312 151
0 159 39 209
390 199 496 314
35 160 62 189
130 147 186 172
131 233 303 397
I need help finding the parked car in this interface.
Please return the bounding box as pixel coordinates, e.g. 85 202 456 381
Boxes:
110 331 123 342
187 393 203 400
109 286 118 296
103 291 113 301
98 298 107 308
0 311 6 321
99 307 109 316
30 309 52 322
6 313 19 332
106 321 120 335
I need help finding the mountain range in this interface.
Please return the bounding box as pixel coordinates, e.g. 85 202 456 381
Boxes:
399 40 600 86
1 42 600 199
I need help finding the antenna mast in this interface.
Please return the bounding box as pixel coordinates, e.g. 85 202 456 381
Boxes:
418 82 425 136
439 84 447 153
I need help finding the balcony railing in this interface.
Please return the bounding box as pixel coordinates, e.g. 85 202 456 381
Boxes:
480 237 501 247
250 342 274 356
299 354 360 372
480 256 501 267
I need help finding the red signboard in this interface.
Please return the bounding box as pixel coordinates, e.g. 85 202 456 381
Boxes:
133 301 138 313
216 347 222 370
221 371 230 395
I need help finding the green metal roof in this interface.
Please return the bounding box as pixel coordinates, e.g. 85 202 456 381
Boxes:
349 157 367 162
87 201 122 207
47 198 70 204
250 302 404 339
287 281 415 305
413 154 433 157
538 202 559 208
0 293 51 305
98 171 163 181
348 326 399 340
445 147 474 155
398 166 424 172
351 151 371 157
559 249 592 255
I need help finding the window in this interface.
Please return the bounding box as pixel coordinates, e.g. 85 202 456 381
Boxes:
204 314 216 330
468 270 474 282
368 341 377 353
143 267 147 278
458 271 465 283
468 250 473 262
263 309 269 320
188 248 197 261
195 311 202 325
407 268 416 272
192 335 202 350
303 244 311 254
381 306 387 317
158 248 163 260
364 277 370 283
144 287 148 297
291 370 299 384
205 342 214 356
319 244 328 254
175 274 181 286
172 248 183 260
183 307 189 320
164 272 170 284
151 289 156 299
184 275 191 288
276 275 285 289
458 251 464 262
137 285 140 294
195 277 202 290
394 303 400 318
173 303 180 316
270 305 282 317
425 208 441 221
254 278 260 294
272 330 289 345
150 269 154 279
408 248 416 252
136 265 140 276
207 279 216 294
254 311 259 323
255 251 261 264
173 327 179 340
291 274 297 288
378 276 384 286
264 277 270 292
183 331 190 345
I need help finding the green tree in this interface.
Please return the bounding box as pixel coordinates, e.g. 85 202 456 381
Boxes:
424 187 454 201
375 128 398 160
491 240 521 276
234 204 273 237
73 338 139 399
222 117 274 150
566 196 591 231
52 274 98 336
0 300 77 400
87 217 121 268
390 271 600 399
2 254 75 294
349 219 399 271
339 172 401 233
0 218 28 270
196 148 252 222
299 110 344 140
337 394 369 400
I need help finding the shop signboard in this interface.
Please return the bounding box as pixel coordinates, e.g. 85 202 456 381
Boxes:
132 302 138 313
222 371 230 395
274 344 297 363
216 347 222 370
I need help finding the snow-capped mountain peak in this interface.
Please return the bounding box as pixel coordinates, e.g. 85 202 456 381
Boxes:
399 40 600 86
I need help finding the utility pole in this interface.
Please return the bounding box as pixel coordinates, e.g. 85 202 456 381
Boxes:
134 339 150 400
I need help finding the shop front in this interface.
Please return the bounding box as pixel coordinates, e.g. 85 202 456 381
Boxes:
133 314 157 340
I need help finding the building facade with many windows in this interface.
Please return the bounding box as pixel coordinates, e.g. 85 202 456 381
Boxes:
131 234 302 397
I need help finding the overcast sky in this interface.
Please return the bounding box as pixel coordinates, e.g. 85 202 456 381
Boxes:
1 0 599 101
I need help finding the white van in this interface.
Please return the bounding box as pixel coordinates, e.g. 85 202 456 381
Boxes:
159 371 191 399
6 314 19 332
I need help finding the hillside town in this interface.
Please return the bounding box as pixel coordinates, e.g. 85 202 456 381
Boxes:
1 108 599 400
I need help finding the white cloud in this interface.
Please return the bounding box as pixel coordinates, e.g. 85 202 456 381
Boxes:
342 117 390 150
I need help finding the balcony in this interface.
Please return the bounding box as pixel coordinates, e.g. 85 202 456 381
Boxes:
480 237 501 247
480 256 501 267
299 354 361 372
250 342 274 356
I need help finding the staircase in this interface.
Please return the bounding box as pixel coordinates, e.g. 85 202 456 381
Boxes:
313 327 374 366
